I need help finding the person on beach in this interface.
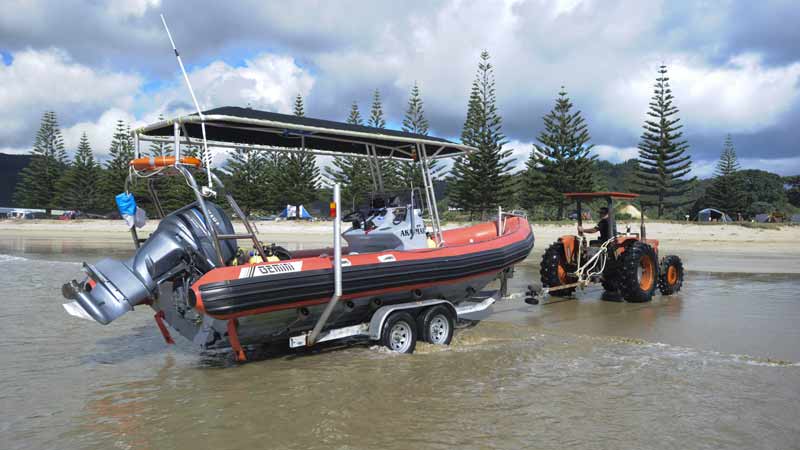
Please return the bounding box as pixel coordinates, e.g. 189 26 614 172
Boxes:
578 207 612 243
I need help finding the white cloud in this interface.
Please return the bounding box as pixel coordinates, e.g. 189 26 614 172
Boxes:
2 0 799 174
61 108 139 155
105 0 161 19
505 139 534 172
2 49 314 159
0 146 28 155
186 54 314 114
605 53 800 136
694 156 800 178
675 54 800 133
692 159 718 178
592 145 639 163
0 48 141 149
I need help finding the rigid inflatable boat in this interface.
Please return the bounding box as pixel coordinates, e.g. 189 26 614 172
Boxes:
193 218 533 320
62 107 534 358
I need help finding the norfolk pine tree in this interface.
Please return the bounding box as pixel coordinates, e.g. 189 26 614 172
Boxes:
400 82 442 190
634 65 696 218
715 134 740 176
521 87 596 219
100 119 135 210
144 114 184 214
449 50 513 218
369 89 402 190
706 134 746 217
148 115 171 157
324 102 374 207
223 148 267 216
13 111 69 215
277 93 319 207
293 93 305 117
56 132 102 212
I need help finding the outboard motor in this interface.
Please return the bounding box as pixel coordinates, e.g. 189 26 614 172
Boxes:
62 202 236 324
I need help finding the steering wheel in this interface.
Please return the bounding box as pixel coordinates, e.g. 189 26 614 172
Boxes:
342 210 365 227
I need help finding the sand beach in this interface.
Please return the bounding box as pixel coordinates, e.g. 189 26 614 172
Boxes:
1 218 798 273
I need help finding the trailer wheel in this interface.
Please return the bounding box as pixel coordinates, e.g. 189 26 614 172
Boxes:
417 305 455 345
540 242 577 297
381 312 417 353
618 241 658 303
658 255 684 295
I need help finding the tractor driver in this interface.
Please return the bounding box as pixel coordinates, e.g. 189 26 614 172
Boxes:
578 207 612 244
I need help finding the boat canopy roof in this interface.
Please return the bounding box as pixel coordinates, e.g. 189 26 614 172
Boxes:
135 106 475 160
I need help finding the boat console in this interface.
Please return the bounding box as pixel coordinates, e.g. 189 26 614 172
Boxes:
342 194 428 253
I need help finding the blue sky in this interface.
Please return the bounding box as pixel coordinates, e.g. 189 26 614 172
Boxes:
1 0 798 177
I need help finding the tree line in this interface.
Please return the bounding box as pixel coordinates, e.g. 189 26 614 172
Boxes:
12 82 438 217
12 51 799 220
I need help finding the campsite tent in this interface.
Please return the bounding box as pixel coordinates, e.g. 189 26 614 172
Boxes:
754 214 770 223
697 208 732 222
791 214 800 223
615 203 643 219
279 204 312 220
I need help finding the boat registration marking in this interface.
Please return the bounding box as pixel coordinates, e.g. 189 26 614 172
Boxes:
239 261 304 279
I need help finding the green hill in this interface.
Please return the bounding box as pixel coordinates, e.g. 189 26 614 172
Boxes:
0 153 32 206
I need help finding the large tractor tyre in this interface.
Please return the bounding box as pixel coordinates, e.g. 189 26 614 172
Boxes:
540 242 577 297
658 255 684 295
618 241 658 303
601 277 619 293
601 258 621 292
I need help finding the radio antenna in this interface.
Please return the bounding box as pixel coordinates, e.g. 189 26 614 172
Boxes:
160 14 214 194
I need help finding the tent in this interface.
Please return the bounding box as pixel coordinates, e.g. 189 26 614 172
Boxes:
697 208 732 222
754 214 770 223
279 204 312 220
615 203 643 219
791 214 800 223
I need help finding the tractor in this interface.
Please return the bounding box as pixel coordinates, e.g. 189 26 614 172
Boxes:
526 192 684 304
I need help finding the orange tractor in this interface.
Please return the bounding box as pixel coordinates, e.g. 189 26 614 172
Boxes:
526 192 683 304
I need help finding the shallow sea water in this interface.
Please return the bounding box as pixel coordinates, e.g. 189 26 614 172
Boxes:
1 237 799 450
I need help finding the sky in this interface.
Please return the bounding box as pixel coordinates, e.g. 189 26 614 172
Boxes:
1 0 798 178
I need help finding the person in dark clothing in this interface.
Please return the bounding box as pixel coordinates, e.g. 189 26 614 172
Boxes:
578 207 612 242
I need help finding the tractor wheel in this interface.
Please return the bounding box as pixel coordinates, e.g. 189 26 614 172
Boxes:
601 276 619 293
601 256 620 292
540 242 577 297
658 255 684 295
618 241 658 303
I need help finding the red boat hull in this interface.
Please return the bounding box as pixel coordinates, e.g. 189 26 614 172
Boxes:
190 217 534 320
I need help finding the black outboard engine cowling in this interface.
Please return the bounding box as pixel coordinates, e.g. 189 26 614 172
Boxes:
62 202 236 324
